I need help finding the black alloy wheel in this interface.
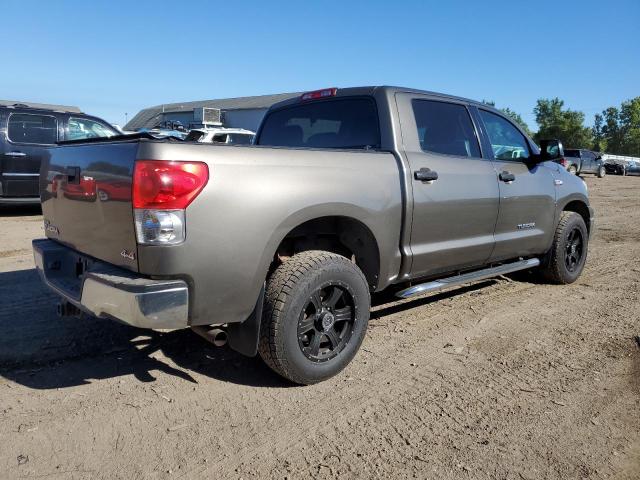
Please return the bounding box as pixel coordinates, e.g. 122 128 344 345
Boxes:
297 283 355 363
564 227 584 273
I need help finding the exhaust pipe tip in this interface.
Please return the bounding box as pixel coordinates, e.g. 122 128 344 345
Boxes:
191 326 228 347
211 329 228 347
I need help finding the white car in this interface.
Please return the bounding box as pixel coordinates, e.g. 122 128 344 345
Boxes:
185 127 255 145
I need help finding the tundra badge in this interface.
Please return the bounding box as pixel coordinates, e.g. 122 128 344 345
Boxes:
517 222 536 230
43 219 60 236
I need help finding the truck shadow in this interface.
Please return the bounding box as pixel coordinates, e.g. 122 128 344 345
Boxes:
0 268 499 390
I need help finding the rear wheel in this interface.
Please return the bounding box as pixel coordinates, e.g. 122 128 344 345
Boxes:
538 211 588 284
258 251 370 385
568 165 578 175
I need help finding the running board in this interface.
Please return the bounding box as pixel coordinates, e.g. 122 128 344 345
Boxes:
395 258 540 299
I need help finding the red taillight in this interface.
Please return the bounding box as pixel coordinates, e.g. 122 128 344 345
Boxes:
559 157 568 167
133 160 209 209
301 88 337 101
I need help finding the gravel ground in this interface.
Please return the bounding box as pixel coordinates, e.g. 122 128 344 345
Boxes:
0 176 638 480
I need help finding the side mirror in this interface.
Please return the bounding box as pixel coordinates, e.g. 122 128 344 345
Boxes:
539 139 564 161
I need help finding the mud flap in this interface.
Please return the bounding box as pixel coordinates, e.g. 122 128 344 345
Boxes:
227 284 264 357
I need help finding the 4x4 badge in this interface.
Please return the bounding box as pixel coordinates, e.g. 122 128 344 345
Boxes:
120 249 136 261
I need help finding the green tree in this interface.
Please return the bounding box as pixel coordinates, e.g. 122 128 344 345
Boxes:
619 97 640 156
482 100 533 137
591 113 606 152
600 106 622 153
533 98 592 149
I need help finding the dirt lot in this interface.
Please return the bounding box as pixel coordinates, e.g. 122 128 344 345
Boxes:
0 176 638 480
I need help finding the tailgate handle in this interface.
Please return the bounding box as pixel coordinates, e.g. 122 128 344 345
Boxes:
66 166 81 184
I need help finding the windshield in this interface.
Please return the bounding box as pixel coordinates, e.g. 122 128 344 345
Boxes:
228 133 253 144
257 97 380 149
185 131 205 142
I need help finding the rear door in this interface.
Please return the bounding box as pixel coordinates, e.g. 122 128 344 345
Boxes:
1 111 59 198
474 108 556 261
582 151 595 173
395 93 499 278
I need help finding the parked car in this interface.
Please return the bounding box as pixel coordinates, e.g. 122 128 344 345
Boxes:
184 127 255 145
623 160 640 176
604 161 627 175
33 86 593 385
0 101 118 205
558 149 606 177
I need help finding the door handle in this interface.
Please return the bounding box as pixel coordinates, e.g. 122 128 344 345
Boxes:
4 151 26 157
499 171 516 183
414 168 438 182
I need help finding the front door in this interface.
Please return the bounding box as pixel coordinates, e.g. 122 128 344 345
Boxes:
474 108 556 261
396 93 500 279
1 112 58 198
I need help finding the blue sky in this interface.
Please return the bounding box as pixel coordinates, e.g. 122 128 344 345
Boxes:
1 0 638 129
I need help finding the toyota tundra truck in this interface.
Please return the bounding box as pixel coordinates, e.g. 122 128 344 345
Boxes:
33 86 594 384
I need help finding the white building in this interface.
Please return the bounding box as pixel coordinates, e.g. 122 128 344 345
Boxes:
125 92 300 132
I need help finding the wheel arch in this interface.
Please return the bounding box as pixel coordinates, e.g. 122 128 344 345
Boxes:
268 214 381 290
562 199 592 234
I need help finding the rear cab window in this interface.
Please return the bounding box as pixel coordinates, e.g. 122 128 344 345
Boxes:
7 113 58 144
257 97 380 150
564 150 580 158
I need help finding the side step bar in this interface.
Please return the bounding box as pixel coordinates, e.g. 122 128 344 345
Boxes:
395 258 540 299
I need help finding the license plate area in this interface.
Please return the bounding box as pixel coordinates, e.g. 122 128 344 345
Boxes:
41 246 96 300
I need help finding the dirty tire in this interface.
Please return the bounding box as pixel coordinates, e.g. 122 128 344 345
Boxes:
597 166 606 178
539 211 589 284
258 250 370 385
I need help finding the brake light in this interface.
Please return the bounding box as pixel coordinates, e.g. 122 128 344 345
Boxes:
133 160 209 209
559 157 568 167
133 160 208 245
300 88 337 101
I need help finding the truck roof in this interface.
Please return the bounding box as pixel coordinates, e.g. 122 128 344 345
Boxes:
267 86 488 111
0 99 83 113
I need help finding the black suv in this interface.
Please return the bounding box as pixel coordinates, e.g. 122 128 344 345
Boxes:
559 149 606 178
0 101 118 205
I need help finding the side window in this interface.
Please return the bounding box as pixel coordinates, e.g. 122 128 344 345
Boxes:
412 100 480 157
67 117 116 141
479 110 530 160
8 113 58 144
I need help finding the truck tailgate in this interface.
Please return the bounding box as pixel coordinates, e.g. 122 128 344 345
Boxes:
40 141 139 271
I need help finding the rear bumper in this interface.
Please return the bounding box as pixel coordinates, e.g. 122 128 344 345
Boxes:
33 239 189 329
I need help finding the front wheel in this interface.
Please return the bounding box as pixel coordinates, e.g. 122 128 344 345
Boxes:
597 166 606 178
258 251 370 385
538 211 589 284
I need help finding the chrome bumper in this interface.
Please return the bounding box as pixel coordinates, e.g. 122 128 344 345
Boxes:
33 239 189 329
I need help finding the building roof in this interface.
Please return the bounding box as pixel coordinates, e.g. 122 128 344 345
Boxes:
0 99 82 113
125 92 301 130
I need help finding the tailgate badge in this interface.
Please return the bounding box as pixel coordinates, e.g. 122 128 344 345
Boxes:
43 219 60 236
120 249 136 261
